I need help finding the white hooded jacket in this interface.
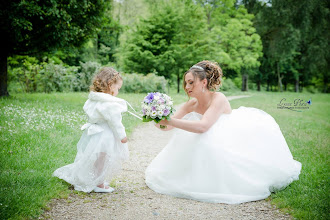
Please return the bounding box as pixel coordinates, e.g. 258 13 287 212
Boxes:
81 91 127 140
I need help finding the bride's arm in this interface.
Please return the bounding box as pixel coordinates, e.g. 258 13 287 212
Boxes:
159 95 226 133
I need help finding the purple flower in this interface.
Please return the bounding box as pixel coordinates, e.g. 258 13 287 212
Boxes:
151 106 157 111
144 93 154 103
163 109 170 116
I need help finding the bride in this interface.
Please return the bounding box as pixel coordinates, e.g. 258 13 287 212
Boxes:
145 60 301 204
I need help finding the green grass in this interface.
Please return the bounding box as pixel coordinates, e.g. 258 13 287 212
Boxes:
0 91 328 219
229 91 330 219
0 92 147 219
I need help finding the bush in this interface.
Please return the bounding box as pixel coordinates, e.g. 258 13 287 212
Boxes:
39 62 66 92
220 78 239 91
78 61 101 92
8 56 41 93
304 85 320 94
8 56 167 94
121 73 167 93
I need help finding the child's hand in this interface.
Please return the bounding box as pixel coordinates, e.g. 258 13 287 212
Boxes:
121 137 128 143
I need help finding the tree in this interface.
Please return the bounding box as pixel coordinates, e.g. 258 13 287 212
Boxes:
202 0 262 91
118 0 210 93
97 11 122 65
242 0 329 93
196 0 234 30
292 0 330 92
0 0 110 96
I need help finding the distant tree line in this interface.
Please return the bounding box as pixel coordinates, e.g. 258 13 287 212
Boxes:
1 0 328 96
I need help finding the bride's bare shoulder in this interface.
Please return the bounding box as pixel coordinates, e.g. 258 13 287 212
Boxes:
213 92 227 102
213 92 232 113
183 98 198 111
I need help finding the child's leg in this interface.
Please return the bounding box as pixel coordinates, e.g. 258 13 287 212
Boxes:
94 152 109 188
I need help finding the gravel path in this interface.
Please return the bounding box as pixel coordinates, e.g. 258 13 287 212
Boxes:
43 95 292 220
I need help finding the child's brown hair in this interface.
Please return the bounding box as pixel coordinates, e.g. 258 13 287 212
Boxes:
90 67 122 95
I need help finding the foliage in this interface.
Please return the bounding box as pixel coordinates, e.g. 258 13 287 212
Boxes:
4 0 328 94
40 62 80 93
8 55 168 94
205 1 263 71
118 0 263 92
117 0 210 92
97 5 123 65
8 56 41 93
0 0 111 96
0 0 110 56
8 57 102 93
197 0 263 91
57 5 123 67
220 77 240 91
78 61 102 92
121 73 167 93
241 0 330 92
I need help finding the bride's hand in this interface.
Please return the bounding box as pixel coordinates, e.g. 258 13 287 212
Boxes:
159 118 169 126
154 119 173 131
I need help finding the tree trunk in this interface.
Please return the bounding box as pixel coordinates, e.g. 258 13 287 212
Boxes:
277 62 283 92
323 75 328 93
266 80 270 91
177 73 180 93
257 80 261 91
295 75 299 92
33 66 38 92
207 12 212 31
0 52 9 96
241 74 248 91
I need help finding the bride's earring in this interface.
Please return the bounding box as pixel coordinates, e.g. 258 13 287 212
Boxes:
202 86 205 93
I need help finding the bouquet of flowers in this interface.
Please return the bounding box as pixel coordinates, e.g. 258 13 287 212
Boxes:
142 92 175 128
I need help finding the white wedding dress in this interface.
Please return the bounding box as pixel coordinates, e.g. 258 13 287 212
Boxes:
145 107 301 204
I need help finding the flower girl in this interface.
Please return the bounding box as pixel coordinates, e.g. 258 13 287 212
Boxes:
53 67 129 193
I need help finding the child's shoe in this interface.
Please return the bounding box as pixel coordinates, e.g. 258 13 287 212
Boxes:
94 185 114 193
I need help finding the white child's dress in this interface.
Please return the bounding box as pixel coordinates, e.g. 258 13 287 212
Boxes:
145 107 301 204
53 92 129 192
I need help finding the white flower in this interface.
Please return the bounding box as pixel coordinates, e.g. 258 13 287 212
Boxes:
157 110 163 117
145 110 150 116
151 111 157 118
159 104 165 110
163 94 171 101
154 95 160 101
168 101 173 106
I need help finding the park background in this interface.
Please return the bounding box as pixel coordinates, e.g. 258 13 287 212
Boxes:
0 0 329 219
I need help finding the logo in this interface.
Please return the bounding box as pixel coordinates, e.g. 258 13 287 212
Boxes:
277 98 312 112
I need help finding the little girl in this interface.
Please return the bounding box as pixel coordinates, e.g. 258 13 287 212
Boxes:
53 67 129 193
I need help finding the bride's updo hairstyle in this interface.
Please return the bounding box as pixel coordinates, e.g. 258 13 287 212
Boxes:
183 60 223 93
90 67 122 95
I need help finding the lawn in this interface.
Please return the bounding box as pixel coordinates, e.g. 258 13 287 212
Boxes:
0 92 147 219
0 91 328 219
